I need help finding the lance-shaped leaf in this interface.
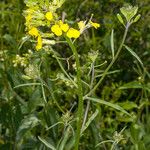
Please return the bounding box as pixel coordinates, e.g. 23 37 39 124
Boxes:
123 44 143 66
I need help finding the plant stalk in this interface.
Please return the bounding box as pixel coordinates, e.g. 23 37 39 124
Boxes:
66 37 83 150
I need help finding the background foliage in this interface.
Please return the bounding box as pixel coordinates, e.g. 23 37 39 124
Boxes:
0 0 150 149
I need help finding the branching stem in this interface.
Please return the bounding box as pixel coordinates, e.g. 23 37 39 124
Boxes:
85 23 130 98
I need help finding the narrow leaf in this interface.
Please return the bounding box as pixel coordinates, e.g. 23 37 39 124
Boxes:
111 29 115 59
58 127 70 150
38 136 56 150
119 81 143 90
82 109 99 133
14 83 41 89
124 44 143 66
85 97 131 117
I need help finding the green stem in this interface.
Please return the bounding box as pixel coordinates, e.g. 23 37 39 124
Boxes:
66 37 83 150
85 24 130 97
82 62 95 129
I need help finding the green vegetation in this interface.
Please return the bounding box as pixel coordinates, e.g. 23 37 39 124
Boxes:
0 0 150 150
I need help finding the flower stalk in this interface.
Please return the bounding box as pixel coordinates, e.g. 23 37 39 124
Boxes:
65 37 84 150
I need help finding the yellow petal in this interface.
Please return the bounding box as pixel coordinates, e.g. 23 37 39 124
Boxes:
90 21 100 29
45 12 53 21
28 27 39 37
60 23 69 32
66 28 80 39
36 35 42 50
51 24 62 36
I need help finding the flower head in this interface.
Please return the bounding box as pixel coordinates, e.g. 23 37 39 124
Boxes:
66 28 80 39
90 21 100 29
28 27 39 37
51 24 62 36
45 12 53 21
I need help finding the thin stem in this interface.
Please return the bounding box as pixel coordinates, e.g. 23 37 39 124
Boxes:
65 37 84 150
82 62 95 129
85 24 130 98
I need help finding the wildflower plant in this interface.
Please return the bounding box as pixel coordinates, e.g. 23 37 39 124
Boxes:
13 0 142 149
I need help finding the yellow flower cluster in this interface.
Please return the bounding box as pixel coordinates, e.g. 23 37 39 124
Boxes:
25 6 100 51
51 20 80 39
27 11 54 51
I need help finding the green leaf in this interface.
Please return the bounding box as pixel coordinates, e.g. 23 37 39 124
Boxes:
81 109 99 133
124 44 143 66
118 101 138 110
16 115 39 142
119 81 143 89
85 97 131 117
38 136 56 150
110 29 115 59
58 127 71 150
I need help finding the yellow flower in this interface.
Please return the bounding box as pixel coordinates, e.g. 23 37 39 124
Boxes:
58 20 69 32
60 23 69 32
45 12 53 21
36 35 42 51
51 24 62 36
28 27 39 37
90 21 100 29
66 28 80 39
78 21 85 30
